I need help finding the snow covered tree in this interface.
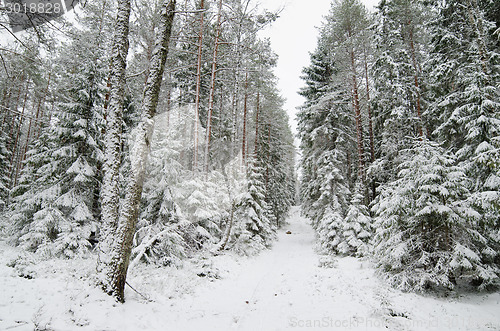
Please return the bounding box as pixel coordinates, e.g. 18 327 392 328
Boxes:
254 85 295 228
8 35 107 257
372 139 499 291
369 0 432 187
308 150 350 254
426 0 500 256
99 0 177 302
132 177 191 267
322 0 371 182
231 160 274 255
0 126 10 211
298 43 358 255
338 183 371 256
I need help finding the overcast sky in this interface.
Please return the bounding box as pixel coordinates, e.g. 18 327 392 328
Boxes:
260 0 379 136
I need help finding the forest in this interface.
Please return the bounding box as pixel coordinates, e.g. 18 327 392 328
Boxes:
0 0 296 302
299 0 500 292
0 0 498 313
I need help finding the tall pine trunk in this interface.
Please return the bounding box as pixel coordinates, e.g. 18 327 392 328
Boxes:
103 0 176 303
363 47 375 200
204 0 223 174
242 72 248 166
407 20 426 138
193 0 204 172
350 48 365 181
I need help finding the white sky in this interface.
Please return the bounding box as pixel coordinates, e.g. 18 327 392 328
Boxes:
260 0 379 137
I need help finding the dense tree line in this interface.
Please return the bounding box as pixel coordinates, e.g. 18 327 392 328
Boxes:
298 0 499 292
0 0 295 301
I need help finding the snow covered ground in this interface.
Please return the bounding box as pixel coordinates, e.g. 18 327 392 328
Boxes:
1 206 499 330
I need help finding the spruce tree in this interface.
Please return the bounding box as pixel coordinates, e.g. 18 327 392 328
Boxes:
232 160 274 255
372 139 499 291
426 0 500 256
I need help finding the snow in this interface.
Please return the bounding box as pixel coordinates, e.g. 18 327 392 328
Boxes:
1 207 500 330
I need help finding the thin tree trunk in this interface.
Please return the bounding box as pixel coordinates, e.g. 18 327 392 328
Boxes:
204 0 223 173
363 47 376 200
254 91 260 156
230 79 238 161
10 79 29 188
363 50 374 164
350 48 365 180
241 72 248 166
104 0 176 303
1 77 21 146
166 82 171 129
98 0 132 298
9 75 24 127
193 0 204 172
408 21 425 138
265 124 271 191
34 72 51 140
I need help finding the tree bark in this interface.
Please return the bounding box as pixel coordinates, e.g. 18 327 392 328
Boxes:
350 48 365 181
104 0 176 303
241 72 248 166
254 91 260 156
193 0 204 172
98 0 131 297
407 20 426 138
10 79 29 187
363 47 376 200
34 72 51 140
204 0 223 174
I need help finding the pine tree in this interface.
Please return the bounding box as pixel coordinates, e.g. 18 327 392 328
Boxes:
372 139 499 291
298 44 356 255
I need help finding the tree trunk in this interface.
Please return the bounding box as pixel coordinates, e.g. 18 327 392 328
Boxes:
103 0 176 303
193 0 204 172
408 21 426 138
363 47 376 200
254 91 260 156
98 0 131 297
204 0 223 174
350 48 365 181
34 72 51 140
10 79 29 188
241 72 248 167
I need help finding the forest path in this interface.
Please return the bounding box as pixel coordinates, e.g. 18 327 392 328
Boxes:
166 206 500 331
1 207 499 331
168 206 397 330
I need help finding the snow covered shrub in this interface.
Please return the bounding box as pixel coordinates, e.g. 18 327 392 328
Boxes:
132 176 197 267
17 207 91 258
372 140 499 292
132 219 193 267
176 177 226 246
